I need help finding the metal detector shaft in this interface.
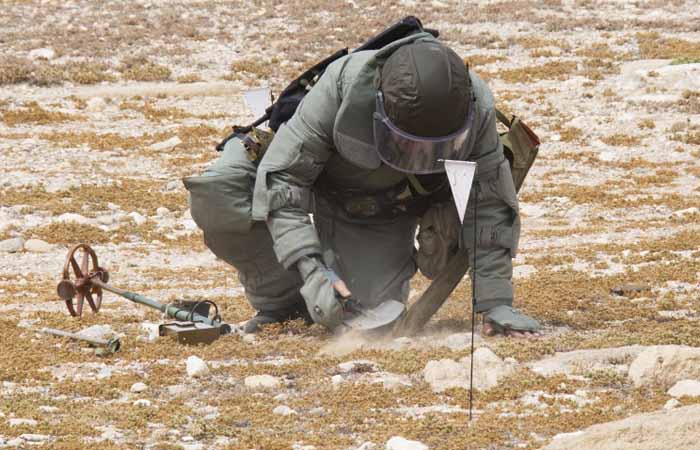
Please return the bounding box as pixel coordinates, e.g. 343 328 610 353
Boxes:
38 327 121 354
90 278 230 332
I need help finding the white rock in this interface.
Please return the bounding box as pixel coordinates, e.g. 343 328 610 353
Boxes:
96 215 115 225
242 333 256 344
540 404 700 450
338 360 379 373
292 444 316 450
107 202 120 211
78 325 115 341
20 433 50 442
308 407 325 417
0 237 24 253
150 136 182 151
133 399 152 407
441 333 475 351
356 442 377 450
128 212 147 226
140 322 160 342
130 382 148 393
530 346 644 377
668 379 700 398
86 97 106 112
331 374 344 385
273 393 289 401
628 345 700 388
155 206 170 217
38 406 59 414
369 372 412 390
167 384 188 396
24 239 53 253
423 348 516 392
97 367 113 379
28 48 55 60
664 398 681 410
57 213 91 224
244 374 280 389
9 418 38 427
182 443 204 450
272 405 296 416
165 180 181 191
185 356 209 378
386 436 428 450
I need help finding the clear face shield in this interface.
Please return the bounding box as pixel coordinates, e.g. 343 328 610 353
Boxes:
373 91 476 174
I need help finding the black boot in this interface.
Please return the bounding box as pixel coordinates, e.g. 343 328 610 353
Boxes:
243 302 312 333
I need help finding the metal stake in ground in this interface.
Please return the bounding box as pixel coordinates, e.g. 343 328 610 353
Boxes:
443 159 478 421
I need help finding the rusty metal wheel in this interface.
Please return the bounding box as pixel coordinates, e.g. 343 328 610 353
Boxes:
58 244 108 317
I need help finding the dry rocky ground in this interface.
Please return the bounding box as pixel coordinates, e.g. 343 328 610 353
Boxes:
1 0 700 449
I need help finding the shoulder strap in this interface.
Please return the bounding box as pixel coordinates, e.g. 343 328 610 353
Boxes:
495 108 512 128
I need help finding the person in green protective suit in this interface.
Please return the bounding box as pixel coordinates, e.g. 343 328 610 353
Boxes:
188 32 541 336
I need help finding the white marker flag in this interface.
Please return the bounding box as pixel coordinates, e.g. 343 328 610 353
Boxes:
243 87 272 119
444 160 477 224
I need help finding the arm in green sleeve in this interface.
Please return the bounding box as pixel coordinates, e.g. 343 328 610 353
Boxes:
252 58 346 269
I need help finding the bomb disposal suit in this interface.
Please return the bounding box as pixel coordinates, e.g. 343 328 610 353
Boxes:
186 33 531 333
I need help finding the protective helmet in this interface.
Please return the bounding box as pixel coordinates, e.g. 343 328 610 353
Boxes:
374 41 476 174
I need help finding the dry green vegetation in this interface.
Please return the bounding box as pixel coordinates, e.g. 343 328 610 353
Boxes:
1 0 700 449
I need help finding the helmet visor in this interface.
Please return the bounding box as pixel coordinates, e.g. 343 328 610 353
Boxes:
373 91 476 174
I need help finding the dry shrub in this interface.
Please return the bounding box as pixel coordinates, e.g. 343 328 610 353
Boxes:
464 55 506 67
495 61 577 83
119 56 171 82
30 223 110 245
1 101 83 126
0 56 33 84
225 57 279 81
601 133 642 146
176 73 202 83
638 119 655 129
637 32 700 59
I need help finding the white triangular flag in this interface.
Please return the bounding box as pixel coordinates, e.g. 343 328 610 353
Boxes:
243 87 271 119
444 160 477 224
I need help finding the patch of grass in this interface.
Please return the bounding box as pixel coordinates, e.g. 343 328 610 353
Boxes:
637 32 700 59
601 133 642 146
495 61 577 83
176 73 202 83
638 119 655 129
464 54 506 67
1 101 84 126
30 222 110 245
119 56 171 82
671 57 700 65
0 56 33 84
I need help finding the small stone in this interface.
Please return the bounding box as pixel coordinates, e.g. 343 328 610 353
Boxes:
273 393 289 401
664 398 681 410
86 97 106 112
338 360 379 373
386 436 428 450
38 406 59 413
9 418 38 427
242 334 256 344
150 136 182 151
140 322 160 342
611 284 650 296
96 215 115 225
668 379 700 398
292 444 316 450
57 213 91 224
128 212 147 226
165 180 181 191
130 382 148 393
133 399 151 407
20 433 50 442
97 367 113 379
0 237 24 253
78 324 115 341
167 384 187 396
331 375 344 385
155 207 170 217
308 407 325 417
181 435 194 442
244 374 280 389
107 202 120 211
272 405 296 416
186 356 209 378
28 48 55 60
24 239 53 253
356 443 377 450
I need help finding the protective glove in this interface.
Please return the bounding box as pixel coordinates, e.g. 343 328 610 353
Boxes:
296 256 352 329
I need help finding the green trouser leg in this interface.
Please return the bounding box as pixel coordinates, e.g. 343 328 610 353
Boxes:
313 196 418 309
204 224 305 313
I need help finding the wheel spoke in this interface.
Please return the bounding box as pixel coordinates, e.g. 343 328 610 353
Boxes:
92 286 103 310
75 292 85 317
69 256 83 278
81 249 89 276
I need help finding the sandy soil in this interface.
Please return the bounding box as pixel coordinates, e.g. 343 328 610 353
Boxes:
1 1 700 449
